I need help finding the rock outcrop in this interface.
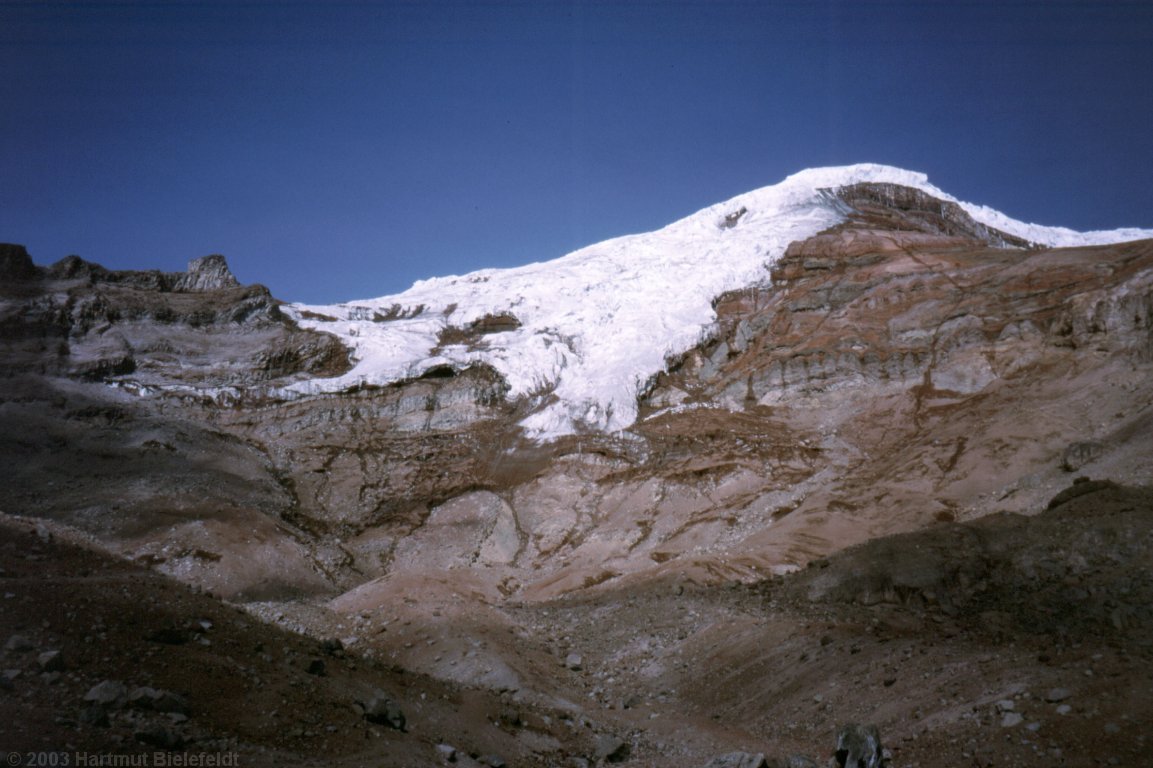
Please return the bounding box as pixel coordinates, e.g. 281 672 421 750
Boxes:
649 197 1153 409
0 243 38 281
173 254 241 292
828 182 1034 248
0 251 348 383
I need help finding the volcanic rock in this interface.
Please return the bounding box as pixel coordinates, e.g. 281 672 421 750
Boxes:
834 723 883 768
78 703 110 727
4 635 34 654
1 669 20 690
0 243 38 282
46 254 108 281
173 254 240 292
128 686 190 714
361 691 406 731
593 734 630 763
134 724 184 748
36 650 63 672
84 680 128 708
1063 441 1105 472
702 753 768 768
1001 712 1024 728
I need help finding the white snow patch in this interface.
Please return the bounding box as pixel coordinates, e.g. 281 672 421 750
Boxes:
284 164 1153 439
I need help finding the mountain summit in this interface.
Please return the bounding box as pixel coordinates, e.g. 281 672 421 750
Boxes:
286 164 1153 438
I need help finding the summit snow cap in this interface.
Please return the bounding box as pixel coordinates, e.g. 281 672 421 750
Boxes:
286 163 1153 439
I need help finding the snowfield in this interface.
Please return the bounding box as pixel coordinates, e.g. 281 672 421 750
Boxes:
284 164 1153 439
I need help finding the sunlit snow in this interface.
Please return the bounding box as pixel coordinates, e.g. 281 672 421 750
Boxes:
284 164 1153 439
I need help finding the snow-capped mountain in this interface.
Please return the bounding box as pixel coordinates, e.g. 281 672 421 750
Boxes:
6 164 1153 768
285 164 1153 439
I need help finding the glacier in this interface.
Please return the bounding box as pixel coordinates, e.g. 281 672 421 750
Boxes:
284 163 1153 439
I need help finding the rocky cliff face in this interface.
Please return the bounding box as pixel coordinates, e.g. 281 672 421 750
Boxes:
0 249 348 383
4 185 1151 591
172 254 241 292
633 188 1153 572
2 183 1152 766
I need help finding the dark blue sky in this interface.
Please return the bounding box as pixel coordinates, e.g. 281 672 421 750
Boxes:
3 1 1151 303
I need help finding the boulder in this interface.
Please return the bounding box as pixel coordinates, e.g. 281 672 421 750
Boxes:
702 753 768 768
320 637 344 656
128 686 190 714
1 669 20 690
37 650 64 671
84 680 128 708
362 690 406 731
593 734 630 763
1001 712 1024 728
834 723 883 768
4 635 34 654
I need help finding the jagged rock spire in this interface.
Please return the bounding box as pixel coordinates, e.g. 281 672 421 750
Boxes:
174 254 240 292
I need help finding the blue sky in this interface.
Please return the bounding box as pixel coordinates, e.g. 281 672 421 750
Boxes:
2 1 1151 304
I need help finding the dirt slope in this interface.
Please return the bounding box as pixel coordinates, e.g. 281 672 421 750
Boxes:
5 481 1150 767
